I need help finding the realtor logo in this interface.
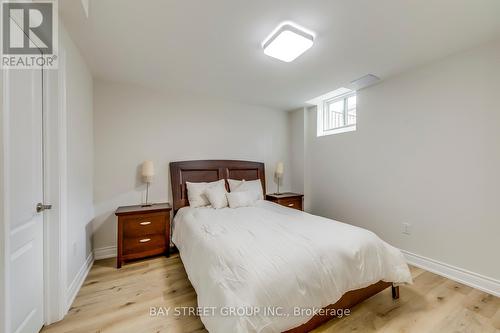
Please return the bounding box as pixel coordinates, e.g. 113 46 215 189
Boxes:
1 0 58 69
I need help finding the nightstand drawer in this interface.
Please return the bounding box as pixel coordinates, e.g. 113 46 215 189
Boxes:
277 198 302 211
266 193 304 211
122 234 166 255
115 203 172 268
122 213 165 238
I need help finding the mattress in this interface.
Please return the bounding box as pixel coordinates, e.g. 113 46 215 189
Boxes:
172 201 412 333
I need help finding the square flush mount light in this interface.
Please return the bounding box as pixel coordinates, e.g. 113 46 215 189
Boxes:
262 22 315 62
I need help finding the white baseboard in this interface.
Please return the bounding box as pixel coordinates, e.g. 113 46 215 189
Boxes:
65 252 94 311
402 250 500 297
94 245 117 260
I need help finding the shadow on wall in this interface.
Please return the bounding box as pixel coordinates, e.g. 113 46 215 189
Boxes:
85 221 93 258
92 210 117 255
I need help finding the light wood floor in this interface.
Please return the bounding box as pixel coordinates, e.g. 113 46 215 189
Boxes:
42 254 500 333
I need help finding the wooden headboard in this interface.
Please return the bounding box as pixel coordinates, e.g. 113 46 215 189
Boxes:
169 160 266 213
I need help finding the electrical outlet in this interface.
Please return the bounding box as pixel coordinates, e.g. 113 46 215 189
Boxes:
402 223 411 235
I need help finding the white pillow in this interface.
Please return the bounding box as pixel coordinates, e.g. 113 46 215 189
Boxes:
226 191 256 208
186 179 225 208
204 185 228 209
227 179 264 200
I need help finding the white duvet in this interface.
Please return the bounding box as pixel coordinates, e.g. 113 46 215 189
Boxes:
172 201 412 333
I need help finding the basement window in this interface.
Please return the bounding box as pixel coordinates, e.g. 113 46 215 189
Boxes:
307 87 357 137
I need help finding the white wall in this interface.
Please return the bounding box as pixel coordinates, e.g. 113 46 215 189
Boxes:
302 39 500 280
93 81 291 251
60 26 94 286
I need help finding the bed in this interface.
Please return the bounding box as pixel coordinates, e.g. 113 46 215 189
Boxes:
170 160 412 333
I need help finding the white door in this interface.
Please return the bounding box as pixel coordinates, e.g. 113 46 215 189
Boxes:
4 66 45 332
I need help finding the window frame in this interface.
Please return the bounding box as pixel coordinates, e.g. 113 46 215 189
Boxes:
317 91 357 136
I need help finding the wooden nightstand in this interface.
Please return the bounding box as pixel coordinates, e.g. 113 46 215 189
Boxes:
115 203 171 268
266 193 304 211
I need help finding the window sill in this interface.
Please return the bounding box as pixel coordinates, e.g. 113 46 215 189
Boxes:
317 125 356 137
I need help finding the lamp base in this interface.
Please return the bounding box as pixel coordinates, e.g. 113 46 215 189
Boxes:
274 180 281 196
142 182 153 207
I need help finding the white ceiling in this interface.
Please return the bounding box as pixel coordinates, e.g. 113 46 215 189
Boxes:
60 0 500 110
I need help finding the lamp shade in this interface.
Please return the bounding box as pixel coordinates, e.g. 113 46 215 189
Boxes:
141 160 155 182
275 162 284 177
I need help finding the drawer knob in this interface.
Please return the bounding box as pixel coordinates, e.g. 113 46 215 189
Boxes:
288 203 294 207
139 221 151 225
139 238 151 243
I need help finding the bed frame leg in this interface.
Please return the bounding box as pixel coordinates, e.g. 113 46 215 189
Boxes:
391 285 400 299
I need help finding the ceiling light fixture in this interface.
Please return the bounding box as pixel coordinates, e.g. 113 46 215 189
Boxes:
262 21 315 62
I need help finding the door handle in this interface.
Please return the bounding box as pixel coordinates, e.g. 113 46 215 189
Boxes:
36 203 52 213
